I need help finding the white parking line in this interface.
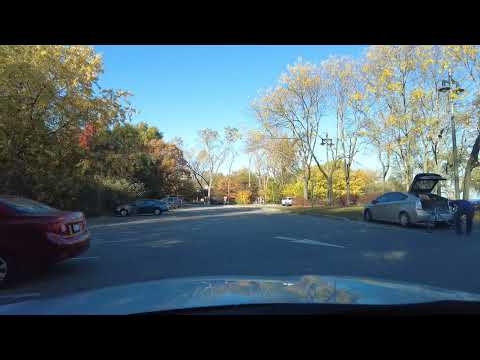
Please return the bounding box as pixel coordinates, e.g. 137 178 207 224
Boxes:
66 256 100 261
275 236 300 241
293 239 345 248
274 236 345 249
0 292 41 299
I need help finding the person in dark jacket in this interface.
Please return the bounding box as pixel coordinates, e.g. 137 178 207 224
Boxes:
450 200 475 235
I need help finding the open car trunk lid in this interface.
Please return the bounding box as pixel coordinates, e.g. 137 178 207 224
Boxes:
408 173 446 194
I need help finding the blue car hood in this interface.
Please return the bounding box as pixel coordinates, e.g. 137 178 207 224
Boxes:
1 275 480 315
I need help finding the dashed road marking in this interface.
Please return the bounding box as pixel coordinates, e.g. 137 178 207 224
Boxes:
274 236 299 241
274 236 346 248
295 239 345 248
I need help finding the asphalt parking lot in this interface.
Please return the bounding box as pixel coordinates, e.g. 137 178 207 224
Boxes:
0 205 478 304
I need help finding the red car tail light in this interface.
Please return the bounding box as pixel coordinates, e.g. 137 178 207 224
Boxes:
48 222 70 235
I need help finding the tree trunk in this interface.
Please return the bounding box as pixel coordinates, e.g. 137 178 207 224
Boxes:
405 164 412 192
96 186 103 215
301 161 310 204
380 161 388 193
207 177 213 204
327 176 334 207
271 180 275 203
310 181 316 208
345 176 351 206
462 134 480 200
248 157 252 188
343 159 350 206
264 176 269 203
227 177 230 200
463 168 472 200
257 174 262 202
303 174 308 202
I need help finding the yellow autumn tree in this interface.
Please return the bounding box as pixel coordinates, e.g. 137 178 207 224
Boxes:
252 59 330 203
236 190 252 204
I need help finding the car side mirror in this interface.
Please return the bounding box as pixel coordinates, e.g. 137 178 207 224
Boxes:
372 200 378 204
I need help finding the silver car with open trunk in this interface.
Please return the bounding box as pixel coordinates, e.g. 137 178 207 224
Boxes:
363 173 454 227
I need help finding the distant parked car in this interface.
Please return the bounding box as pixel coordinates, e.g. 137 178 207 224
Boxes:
363 173 453 227
281 197 293 206
209 198 224 205
0 196 90 286
160 196 181 209
114 199 168 217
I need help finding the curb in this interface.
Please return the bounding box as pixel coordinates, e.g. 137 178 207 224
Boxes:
316 214 355 222
280 208 363 223
300 213 357 222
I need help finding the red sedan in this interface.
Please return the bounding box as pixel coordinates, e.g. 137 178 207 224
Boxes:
0 196 90 286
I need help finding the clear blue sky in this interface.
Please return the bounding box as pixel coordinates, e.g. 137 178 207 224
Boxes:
94 45 375 172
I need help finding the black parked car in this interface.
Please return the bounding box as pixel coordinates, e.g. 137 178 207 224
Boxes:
209 198 224 205
114 199 169 217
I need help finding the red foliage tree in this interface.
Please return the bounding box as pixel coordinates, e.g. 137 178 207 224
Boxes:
79 123 98 150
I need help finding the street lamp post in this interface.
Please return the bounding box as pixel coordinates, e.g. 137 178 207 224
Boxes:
438 70 464 200
320 134 334 164
449 98 460 199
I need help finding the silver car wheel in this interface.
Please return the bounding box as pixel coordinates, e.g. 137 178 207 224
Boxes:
154 209 161 216
120 209 128 217
399 212 410 227
0 256 8 282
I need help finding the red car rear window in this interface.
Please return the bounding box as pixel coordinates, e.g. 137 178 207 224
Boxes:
0 197 58 214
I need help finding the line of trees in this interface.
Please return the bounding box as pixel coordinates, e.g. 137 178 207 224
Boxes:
2 45 479 212
0 45 196 215
179 127 242 204
249 46 480 206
